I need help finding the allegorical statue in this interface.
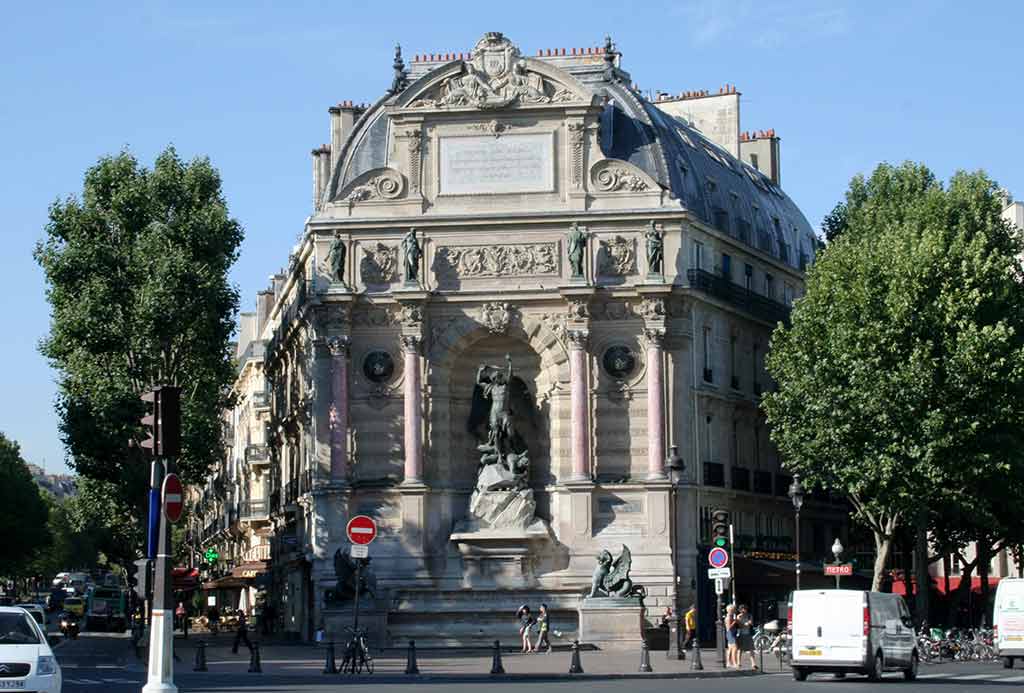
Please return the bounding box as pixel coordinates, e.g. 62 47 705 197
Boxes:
645 220 663 276
326 234 347 284
588 544 646 600
464 354 537 528
402 227 422 283
329 548 377 603
567 222 589 279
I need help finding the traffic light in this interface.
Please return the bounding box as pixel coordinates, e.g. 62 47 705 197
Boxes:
711 508 730 548
140 386 181 457
130 558 152 602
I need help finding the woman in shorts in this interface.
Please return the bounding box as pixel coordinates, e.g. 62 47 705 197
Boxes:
516 605 535 653
725 604 738 668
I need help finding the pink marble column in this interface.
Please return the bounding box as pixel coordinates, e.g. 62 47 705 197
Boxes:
568 330 590 481
328 336 350 482
646 328 667 480
402 335 423 484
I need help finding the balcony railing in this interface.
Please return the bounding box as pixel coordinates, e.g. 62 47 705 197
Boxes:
245 445 269 464
240 498 269 521
687 269 792 325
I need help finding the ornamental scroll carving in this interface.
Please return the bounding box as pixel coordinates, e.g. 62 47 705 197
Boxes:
590 159 653 193
598 236 637 277
336 168 405 205
433 242 559 281
568 122 586 189
360 243 397 284
409 32 580 110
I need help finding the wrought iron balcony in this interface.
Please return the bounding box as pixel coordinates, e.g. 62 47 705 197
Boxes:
245 445 269 464
687 269 792 325
240 498 269 521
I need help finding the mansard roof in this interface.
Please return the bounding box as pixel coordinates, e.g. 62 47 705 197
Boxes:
324 33 817 270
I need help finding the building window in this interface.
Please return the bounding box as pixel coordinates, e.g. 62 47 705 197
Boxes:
714 207 730 233
764 273 775 299
799 252 809 271
730 336 739 389
753 343 761 394
744 263 753 291
784 283 794 306
692 240 704 270
738 219 751 244
722 253 732 280
749 153 759 170
702 327 713 383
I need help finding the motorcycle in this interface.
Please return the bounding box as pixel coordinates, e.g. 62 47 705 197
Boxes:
59 611 79 639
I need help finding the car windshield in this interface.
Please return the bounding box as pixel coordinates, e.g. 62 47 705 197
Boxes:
0 613 41 644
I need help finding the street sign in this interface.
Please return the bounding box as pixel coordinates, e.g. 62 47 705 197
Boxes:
714 578 726 595
708 546 729 569
162 473 183 523
350 544 369 559
708 567 732 579
824 563 854 576
347 515 378 545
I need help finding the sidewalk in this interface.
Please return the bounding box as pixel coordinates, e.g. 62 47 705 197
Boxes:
173 635 767 680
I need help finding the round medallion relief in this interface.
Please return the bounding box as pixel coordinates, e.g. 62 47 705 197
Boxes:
602 345 637 379
362 351 395 383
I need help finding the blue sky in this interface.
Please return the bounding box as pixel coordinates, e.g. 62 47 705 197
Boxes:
2 1 1021 474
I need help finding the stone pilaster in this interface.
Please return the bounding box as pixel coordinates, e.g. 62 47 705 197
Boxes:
644 327 667 480
567 329 591 482
327 336 351 483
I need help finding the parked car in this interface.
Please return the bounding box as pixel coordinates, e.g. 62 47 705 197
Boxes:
790 589 918 681
14 603 47 631
994 577 1024 669
63 596 85 617
0 607 62 693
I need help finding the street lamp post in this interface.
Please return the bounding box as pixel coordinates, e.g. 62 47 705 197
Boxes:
788 474 805 591
832 538 844 589
667 445 686 661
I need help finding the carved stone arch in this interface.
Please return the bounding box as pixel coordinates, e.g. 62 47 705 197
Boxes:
589 158 661 194
331 166 406 204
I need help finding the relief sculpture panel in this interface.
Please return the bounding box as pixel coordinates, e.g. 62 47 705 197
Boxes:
433 242 560 283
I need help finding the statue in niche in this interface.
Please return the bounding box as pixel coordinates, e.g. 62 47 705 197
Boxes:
645 221 663 276
463 354 538 529
588 544 646 600
325 234 347 285
567 222 589 279
402 227 422 284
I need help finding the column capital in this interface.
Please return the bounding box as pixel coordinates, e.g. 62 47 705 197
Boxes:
401 334 423 354
327 335 351 356
567 329 590 350
643 327 666 348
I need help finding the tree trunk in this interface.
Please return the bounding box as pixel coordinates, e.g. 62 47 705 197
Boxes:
947 559 976 626
914 521 930 625
872 533 893 592
978 542 991 627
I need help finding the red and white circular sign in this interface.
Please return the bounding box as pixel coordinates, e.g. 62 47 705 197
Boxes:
708 546 729 569
346 515 378 545
163 473 184 524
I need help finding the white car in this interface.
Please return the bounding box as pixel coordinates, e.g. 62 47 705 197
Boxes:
0 606 62 692
14 605 46 632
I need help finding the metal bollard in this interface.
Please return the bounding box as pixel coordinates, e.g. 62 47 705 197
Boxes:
690 641 704 671
639 640 653 672
569 640 584 674
193 639 208 672
248 642 262 673
490 640 505 675
405 640 420 675
323 640 337 674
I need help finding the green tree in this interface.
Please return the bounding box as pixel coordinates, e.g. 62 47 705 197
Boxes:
0 433 51 577
763 163 1024 590
35 147 242 552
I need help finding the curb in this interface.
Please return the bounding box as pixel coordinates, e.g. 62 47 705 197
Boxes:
175 668 762 683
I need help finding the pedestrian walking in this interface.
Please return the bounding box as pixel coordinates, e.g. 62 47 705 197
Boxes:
683 604 697 650
725 604 738 668
737 605 758 670
232 611 253 655
516 605 535 653
535 604 552 654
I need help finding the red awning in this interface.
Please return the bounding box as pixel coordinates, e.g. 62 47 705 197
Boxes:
172 567 200 592
936 576 1001 595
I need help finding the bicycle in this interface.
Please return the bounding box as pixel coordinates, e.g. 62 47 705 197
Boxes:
752 626 773 653
340 626 374 674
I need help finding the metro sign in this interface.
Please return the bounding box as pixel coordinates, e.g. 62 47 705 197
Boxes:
824 563 854 576
346 515 378 546
162 473 183 523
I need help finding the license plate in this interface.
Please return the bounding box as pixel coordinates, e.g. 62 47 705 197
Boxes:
0 682 26 689
799 649 822 656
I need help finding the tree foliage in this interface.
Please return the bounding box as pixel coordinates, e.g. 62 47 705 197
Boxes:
35 147 242 494
763 162 1024 590
0 433 51 576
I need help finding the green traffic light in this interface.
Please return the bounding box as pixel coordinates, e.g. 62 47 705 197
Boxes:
714 537 727 547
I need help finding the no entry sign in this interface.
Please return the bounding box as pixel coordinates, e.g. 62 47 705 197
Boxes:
708 546 729 569
346 515 378 545
163 473 183 523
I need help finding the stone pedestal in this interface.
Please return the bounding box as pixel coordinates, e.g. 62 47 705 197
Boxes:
322 600 387 644
449 521 551 588
578 597 645 649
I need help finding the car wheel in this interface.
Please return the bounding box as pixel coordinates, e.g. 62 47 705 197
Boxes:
868 651 884 681
1004 657 1014 670
904 652 918 681
793 667 808 681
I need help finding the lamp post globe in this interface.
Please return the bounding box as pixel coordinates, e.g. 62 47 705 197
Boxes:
788 473 805 590
832 538 843 563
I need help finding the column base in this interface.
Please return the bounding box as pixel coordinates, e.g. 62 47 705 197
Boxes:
646 471 669 482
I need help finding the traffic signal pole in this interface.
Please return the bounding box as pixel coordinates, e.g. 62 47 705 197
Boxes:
143 456 176 693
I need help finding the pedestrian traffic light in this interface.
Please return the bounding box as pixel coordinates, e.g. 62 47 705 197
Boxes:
140 386 182 457
711 509 730 548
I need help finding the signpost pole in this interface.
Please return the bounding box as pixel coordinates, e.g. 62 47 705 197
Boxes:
352 559 361 634
143 459 176 693
716 591 724 665
729 524 736 607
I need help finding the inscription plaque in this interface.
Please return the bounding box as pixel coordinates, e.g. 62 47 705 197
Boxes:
439 133 554 195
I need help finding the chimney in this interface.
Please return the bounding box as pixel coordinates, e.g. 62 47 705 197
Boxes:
256 289 275 336
328 103 358 174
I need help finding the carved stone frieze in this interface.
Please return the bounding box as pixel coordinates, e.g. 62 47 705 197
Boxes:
397 304 423 328
598 236 637 277
568 122 586 189
466 119 522 137
638 297 666 321
360 242 398 284
566 298 590 321
351 305 395 328
591 301 634 321
404 129 423 193
434 242 559 281
409 32 580 110
479 302 514 334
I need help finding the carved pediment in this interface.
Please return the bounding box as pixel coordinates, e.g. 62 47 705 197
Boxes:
332 167 405 205
404 32 589 110
589 158 660 194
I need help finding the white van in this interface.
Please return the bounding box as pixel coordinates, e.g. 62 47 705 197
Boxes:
790 589 918 681
994 578 1024 668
